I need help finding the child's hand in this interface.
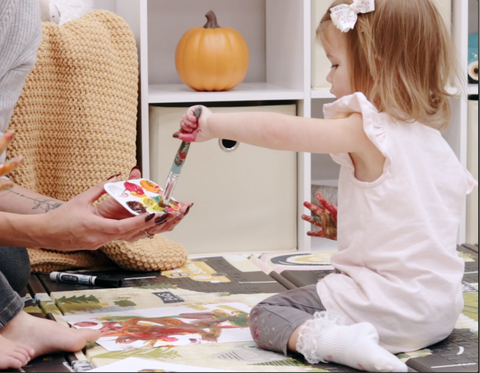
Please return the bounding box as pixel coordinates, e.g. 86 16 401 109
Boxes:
174 105 213 142
301 192 338 240
0 130 22 191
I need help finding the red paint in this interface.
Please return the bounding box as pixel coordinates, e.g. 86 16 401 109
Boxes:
158 336 179 342
74 321 98 327
124 181 145 197
95 310 249 345
252 327 260 340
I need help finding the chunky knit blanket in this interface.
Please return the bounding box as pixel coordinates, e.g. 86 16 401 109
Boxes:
7 10 187 273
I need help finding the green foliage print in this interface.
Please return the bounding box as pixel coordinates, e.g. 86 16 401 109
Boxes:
113 299 137 307
94 347 181 361
57 294 100 304
250 358 308 367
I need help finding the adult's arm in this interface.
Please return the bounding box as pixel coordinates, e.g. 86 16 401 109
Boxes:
0 180 179 250
0 184 64 214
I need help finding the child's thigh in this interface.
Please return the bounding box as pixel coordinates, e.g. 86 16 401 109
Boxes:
251 284 325 327
255 284 325 314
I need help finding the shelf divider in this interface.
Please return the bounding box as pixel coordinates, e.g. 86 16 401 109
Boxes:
148 82 304 104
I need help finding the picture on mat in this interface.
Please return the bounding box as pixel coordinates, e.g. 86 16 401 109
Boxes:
63 302 252 351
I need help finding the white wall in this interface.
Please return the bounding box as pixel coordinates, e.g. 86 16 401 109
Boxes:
146 0 266 85
93 0 116 12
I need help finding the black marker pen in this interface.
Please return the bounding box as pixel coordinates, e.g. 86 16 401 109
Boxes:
49 271 123 288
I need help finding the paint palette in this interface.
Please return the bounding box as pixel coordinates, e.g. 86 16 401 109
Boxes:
104 178 180 215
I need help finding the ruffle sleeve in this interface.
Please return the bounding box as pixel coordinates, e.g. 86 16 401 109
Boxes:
464 168 478 194
323 92 392 181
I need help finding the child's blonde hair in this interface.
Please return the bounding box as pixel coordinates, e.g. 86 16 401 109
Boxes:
317 0 461 129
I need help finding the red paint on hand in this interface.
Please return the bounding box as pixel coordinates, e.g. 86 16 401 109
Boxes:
303 192 338 240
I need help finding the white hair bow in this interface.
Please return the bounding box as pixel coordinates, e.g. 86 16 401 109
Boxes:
330 0 375 33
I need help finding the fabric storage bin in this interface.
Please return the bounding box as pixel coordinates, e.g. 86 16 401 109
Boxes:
311 0 452 89
466 98 478 245
149 103 298 254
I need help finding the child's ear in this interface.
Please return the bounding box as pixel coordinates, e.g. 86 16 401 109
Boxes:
38 0 60 24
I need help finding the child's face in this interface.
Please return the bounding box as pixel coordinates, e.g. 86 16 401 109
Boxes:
321 24 353 99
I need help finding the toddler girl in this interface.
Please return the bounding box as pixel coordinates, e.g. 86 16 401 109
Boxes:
176 0 477 371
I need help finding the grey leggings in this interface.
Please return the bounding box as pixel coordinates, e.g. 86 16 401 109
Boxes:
249 284 325 355
0 246 30 330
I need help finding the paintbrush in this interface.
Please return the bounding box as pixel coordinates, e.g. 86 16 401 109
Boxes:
162 105 202 206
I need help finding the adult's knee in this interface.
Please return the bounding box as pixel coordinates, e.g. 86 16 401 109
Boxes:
0 247 31 295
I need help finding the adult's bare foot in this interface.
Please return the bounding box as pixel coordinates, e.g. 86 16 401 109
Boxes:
0 311 100 358
0 334 34 369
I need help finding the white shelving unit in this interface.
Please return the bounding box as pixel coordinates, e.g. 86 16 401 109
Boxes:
148 83 304 104
95 0 478 251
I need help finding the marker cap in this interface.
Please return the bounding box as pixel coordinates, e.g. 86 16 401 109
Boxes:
50 271 59 281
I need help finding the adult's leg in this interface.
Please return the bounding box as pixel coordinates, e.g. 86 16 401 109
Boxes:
249 284 324 355
0 270 24 330
0 246 29 330
0 270 33 369
0 246 100 362
0 246 31 296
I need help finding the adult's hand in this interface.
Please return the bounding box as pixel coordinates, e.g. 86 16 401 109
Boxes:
34 179 189 251
142 200 193 238
91 166 142 221
92 166 193 239
0 130 22 191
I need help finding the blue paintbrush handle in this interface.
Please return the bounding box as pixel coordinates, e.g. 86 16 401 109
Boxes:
163 106 202 205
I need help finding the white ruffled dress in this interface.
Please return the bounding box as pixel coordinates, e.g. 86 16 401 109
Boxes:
317 93 477 353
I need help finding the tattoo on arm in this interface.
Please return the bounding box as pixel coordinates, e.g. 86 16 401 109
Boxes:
4 189 63 213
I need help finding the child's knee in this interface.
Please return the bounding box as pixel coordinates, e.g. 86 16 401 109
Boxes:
249 303 287 353
249 304 261 328
249 304 264 344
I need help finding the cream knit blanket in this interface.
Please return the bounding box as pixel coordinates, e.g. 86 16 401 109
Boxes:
7 10 187 273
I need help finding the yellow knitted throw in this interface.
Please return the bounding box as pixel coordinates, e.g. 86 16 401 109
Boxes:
7 10 187 273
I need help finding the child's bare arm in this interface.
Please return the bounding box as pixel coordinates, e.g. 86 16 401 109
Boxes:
209 112 368 155
178 106 386 182
178 106 369 155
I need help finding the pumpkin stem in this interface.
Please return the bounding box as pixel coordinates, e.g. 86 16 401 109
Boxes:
203 10 220 29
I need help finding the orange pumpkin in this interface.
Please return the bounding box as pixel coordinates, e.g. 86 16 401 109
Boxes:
175 11 249 91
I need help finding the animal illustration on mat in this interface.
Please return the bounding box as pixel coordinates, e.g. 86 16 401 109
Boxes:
73 308 249 347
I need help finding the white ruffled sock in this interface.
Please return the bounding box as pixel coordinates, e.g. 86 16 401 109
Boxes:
296 312 407 372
